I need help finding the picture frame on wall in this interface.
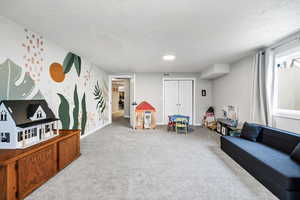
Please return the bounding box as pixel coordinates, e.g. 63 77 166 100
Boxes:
202 89 206 97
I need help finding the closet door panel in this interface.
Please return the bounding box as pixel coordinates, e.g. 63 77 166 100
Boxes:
164 80 179 124
178 80 193 124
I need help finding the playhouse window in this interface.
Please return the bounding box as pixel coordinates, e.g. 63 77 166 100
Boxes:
0 110 7 121
37 111 42 119
1 132 10 143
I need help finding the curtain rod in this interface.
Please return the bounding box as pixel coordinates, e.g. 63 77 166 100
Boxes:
271 35 300 50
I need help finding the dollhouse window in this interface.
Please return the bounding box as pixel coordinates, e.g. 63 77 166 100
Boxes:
18 131 23 142
37 111 42 119
45 125 50 133
1 132 10 143
0 110 7 121
25 130 28 139
33 128 37 137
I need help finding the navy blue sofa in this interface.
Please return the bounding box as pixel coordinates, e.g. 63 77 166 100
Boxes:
221 125 300 200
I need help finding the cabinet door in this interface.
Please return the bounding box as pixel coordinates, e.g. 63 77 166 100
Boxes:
178 80 193 124
18 144 57 199
164 80 179 124
58 134 80 170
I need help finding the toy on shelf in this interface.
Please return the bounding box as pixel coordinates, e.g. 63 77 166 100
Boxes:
216 105 239 135
0 100 59 149
135 101 156 129
202 107 216 130
222 105 239 126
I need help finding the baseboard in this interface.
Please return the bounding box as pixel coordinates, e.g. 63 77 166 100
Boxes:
193 123 202 126
156 122 202 126
80 122 110 139
124 115 130 118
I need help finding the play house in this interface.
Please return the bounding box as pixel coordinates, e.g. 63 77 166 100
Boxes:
135 101 157 129
0 100 59 149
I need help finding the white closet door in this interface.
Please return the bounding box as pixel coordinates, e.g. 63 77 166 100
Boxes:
164 80 179 124
178 80 193 124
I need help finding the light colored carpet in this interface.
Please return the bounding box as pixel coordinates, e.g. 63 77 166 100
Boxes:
26 119 277 200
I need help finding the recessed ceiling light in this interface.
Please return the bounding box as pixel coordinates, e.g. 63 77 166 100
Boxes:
163 54 176 61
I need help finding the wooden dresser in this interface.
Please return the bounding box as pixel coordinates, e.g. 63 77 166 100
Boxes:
0 130 81 200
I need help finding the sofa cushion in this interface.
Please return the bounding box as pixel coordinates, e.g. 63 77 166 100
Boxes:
240 122 262 141
291 143 300 163
261 127 300 154
221 136 300 191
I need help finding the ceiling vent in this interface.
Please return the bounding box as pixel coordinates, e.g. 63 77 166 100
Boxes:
200 64 230 80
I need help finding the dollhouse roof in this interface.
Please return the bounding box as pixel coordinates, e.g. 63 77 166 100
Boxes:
136 101 156 111
0 100 58 128
27 104 41 118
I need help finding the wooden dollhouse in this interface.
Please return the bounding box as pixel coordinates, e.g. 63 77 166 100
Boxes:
0 100 59 149
135 101 157 129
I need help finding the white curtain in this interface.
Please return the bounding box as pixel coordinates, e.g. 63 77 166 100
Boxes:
250 49 275 126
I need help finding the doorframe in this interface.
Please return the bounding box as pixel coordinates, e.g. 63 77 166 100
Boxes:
162 78 196 125
108 74 136 127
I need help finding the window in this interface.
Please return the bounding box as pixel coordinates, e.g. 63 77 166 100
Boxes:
45 124 50 133
36 111 42 119
33 128 37 137
18 131 23 142
0 132 10 143
25 130 28 139
0 110 7 121
274 47 300 118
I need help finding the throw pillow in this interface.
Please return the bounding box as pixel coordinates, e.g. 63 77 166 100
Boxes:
240 122 262 142
291 143 300 163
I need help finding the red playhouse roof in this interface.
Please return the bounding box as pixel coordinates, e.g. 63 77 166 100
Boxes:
136 101 156 111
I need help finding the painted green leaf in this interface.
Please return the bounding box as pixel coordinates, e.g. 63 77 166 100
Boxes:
72 85 79 130
81 93 87 136
73 55 81 77
63 52 75 74
93 81 106 113
57 93 70 130
0 59 43 101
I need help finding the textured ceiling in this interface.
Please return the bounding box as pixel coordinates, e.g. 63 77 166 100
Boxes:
0 0 300 73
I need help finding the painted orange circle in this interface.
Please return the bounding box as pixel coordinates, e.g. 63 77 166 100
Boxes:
49 62 65 82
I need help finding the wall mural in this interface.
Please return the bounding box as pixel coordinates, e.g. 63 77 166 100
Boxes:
0 17 109 137
0 59 44 100
22 28 45 83
94 81 106 113
52 52 88 135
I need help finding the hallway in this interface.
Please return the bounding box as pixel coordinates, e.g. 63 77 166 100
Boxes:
112 110 130 127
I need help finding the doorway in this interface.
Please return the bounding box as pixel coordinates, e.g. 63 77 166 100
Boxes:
109 75 136 128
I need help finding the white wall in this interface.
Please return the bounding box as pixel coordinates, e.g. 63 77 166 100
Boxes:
212 55 254 123
123 79 130 117
0 16 109 137
135 72 212 125
212 54 300 134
